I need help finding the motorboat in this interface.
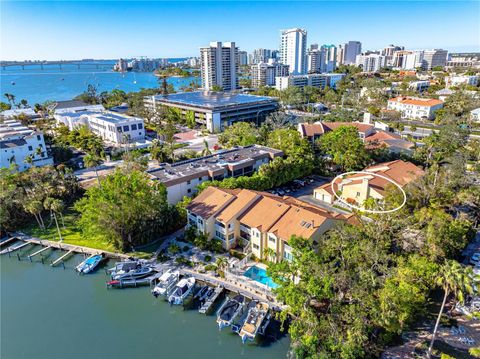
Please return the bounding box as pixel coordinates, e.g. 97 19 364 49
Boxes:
239 302 269 343
151 270 180 297
194 285 209 300
198 286 213 302
111 266 154 281
216 295 245 330
232 300 258 333
168 277 195 305
76 254 104 274
108 260 140 274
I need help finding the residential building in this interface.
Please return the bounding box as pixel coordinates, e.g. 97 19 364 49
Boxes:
391 50 413 68
336 44 345 65
280 28 307 74
0 120 53 171
342 41 362 65
387 96 444 120
54 111 145 144
403 51 425 70
408 80 430 92
53 100 105 115
382 45 404 57
422 49 448 69
445 75 480 88
186 186 355 257
355 53 387 73
0 108 40 120
313 160 424 206
275 73 345 90
446 53 480 69
237 51 248 66
147 145 283 204
307 49 321 73
320 44 337 73
144 91 278 133
471 108 480 122
251 60 289 88
252 48 273 64
200 41 239 91
187 57 200 68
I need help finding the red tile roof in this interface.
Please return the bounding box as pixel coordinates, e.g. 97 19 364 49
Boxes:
388 97 443 107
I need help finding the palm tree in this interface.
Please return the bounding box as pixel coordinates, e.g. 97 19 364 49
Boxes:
263 247 276 262
427 260 475 358
35 146 43 158
24 154 34 167
215 257 228 275
24 200 45 230
4 93 16 108
201 139 212 156
19 99 28 109
44 198 64 241
83 153 102 187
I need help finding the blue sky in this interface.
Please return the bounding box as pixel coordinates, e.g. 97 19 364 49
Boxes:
1 1 479 60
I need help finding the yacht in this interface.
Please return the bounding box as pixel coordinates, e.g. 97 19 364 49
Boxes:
76 254 104 274
216 295 245 330
239 302 269 343
111 266 154 281
168 277 195 305
152 270 180 297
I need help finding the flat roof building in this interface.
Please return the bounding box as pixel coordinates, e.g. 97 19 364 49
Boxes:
144 91 279 133
275 73 345 90
147 145 283 204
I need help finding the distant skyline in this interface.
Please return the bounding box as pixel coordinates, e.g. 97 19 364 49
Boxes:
1 1 479 61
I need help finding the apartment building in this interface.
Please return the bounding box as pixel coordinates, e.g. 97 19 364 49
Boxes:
355 53 387 73
341 41 362 65
445 75 479 88
200 41 239 91
144 91 278 133
252 48 274 64
0 120 53 171
408 80 430 92
147 145 283 204
237 51 248 66
280 28 307 74
313 160 424 206
251 60 289 88
275 73 345 90
387 96 444 120
186 186 354 259
422 49 448 69
54 111 145 144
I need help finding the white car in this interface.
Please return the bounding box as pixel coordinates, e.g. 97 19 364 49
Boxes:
470 253 480 265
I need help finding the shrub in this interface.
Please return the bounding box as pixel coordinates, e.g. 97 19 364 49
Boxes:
204 264 217 272
168 243 181 254
204 255 212 262
182 245 190 252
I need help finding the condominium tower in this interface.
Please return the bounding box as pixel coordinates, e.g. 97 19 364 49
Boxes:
280 28 307 74
200 41 239 91
342 41 362 65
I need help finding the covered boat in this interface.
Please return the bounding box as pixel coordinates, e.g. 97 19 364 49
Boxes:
151 270 180 297
239 302 269 343
111 266 154 281
216 295 245 330
168 277 195 305
76 254 104 274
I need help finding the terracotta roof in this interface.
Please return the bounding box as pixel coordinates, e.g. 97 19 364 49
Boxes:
216 189 259 223
300 123 324 137
388 97 443 107
365 160 424 187
268 206 330 240
186 187 235 219
322 122 374 134
238 196 290 231
365 131 414 150
315 181 338 196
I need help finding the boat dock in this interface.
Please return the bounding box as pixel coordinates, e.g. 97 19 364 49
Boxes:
28 245 52 260
107 272 163 289
199 286 224 314
51 250 74 267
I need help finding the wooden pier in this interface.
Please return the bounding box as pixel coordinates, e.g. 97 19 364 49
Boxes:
51 250 74 267
199 286 224 314
28 246 52 260
0 237 19 248
0 241 32 255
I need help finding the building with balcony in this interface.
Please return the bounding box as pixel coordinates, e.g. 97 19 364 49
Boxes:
275 73 345 90
186 186 355 257
147 145 283 204
251 60 289 88
144 91 278 132
280 28 307 74
200 41 238 91
387 96 444 120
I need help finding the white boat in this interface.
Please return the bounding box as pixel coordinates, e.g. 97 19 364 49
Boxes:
151 270 180 297
168 277 195 305
216 295 245 330
239 302 269 343
112 266 154 281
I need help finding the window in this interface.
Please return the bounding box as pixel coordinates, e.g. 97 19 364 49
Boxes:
228 233 234 240
187 180 191 185
138 123 143 129
131 124 137 131
283 251 293 261
37 135 41 141
187 189 191 193
253 244 260 250
356 192 361 197
28 146 33 151
215 221 225 228
268 236 276 243
198 177 202 181
215 231 225 240
117 127 122 133
123 125 129 132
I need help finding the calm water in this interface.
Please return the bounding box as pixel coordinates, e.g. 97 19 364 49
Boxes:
0 60 199 105
1 247 289 359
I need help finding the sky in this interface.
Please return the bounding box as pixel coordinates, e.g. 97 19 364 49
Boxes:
1 1 479 60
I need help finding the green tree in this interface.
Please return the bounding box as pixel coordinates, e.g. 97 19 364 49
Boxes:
0 101 11 111
83 153 102 187
266 128 313 159
218 122 258 148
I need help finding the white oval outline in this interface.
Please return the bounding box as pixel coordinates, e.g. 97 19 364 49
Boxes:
330 171 406 214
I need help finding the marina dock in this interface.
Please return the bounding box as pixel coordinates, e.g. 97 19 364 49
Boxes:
199 286 224 314
51 250 74 267
0 241 32 255
28 245 52 260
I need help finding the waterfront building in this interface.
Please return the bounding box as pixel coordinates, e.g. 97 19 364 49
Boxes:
200 41 239 91
237 51 248 66
144 91 278 133
185 186 354 256
279 28 307 74
275 73 345 90
53 100 105 115
113 58 128 72
355 53 387 73
445 75 480 88
0 120 53 171
341 41 362 65
387 96 444 120
313 160 423 207
54 111 145 144
422 49 448 69
251 60 289 88
148 145 283 204
187 57 200 68
252 48 274 64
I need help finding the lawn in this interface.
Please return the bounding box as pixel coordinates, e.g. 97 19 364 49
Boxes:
20 209 116 253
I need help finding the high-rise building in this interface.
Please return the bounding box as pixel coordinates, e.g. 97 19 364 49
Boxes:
382 45 404 57
342 41 362 65
252 48 273 64
355 54 387 73
391 50 413 68
237 51 248 66
200 41 239 91
307 49 321 73
403 51 424 70
422 49 448 69
251 60 289 88
309 43 319 51
280 28 307 74
320 45 337 73
337 44 345 65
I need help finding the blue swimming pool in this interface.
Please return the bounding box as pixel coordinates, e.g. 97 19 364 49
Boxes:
243 266 279 289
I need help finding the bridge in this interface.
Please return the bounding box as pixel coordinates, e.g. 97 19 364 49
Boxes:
1 60 112 71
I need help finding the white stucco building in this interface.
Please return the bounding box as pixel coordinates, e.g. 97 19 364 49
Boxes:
251 60 289 88
200 41 238 91
275 73 345 90
0 120 53 171
355 54 387 73
387 97 444 120
280 28 307 75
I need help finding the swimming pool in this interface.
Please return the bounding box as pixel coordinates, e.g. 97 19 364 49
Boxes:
243 266 278 289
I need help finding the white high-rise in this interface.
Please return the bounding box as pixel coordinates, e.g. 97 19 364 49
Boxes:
355 54 387 73
251 60 289 88
342 41 362 65
423 49 448 69
320 45 337 73
280 28 307 75
200 41 239 91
